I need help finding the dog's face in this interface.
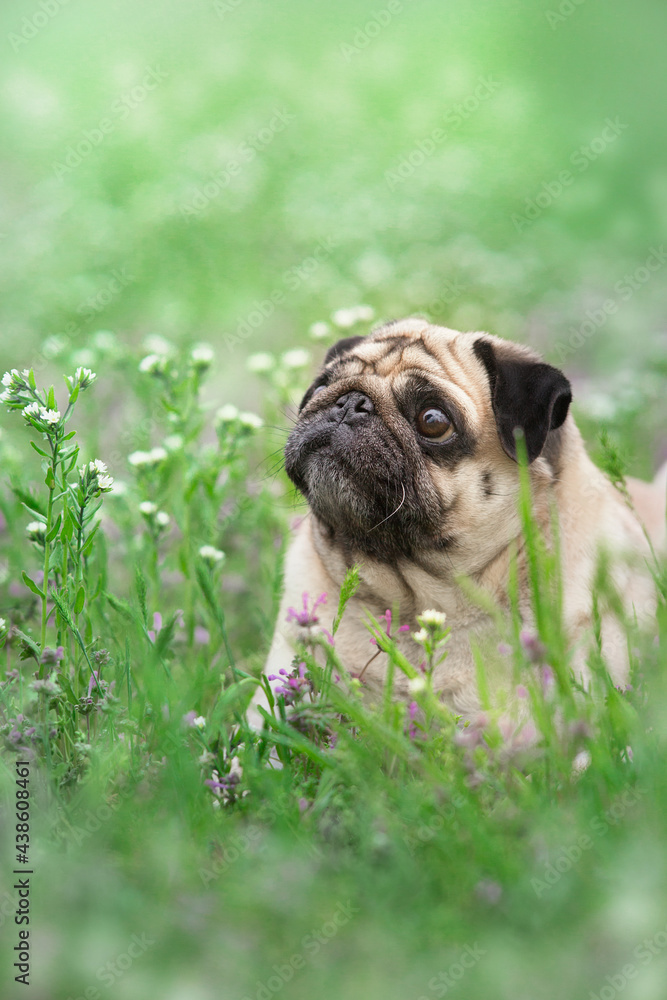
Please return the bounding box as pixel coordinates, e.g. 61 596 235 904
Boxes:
284 320 571 566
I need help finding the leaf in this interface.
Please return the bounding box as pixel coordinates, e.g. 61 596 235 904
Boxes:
13 628 41 663
47 385 56 410
155 612 180 657
106 592 138 625
12 485 46 516
50 589 103 696
81 522 100 558
195 563 236 672
74 586 85 615
28 368 36 391
57 672 79 706
134 566 148 627
210 677 259 726
46 513 62 543
29 440 50 459
333 564 360 635
22 572 45 599
61 508 74 543
45 467 56 490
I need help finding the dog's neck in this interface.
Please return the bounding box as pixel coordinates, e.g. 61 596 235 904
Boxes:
308 420 589 629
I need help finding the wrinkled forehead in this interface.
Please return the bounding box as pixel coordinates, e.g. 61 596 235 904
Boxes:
325 323 489 426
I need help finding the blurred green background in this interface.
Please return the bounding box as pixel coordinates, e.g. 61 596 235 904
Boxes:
1 1 667 998
1 0 666 424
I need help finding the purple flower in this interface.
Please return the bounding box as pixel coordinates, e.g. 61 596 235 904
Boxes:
519 629 546 663
475 880 503 905
205 774 239 792
194 626 210 645
516 684 529 699
406 700 420 740
40 645 64 665
147 611 162 643
540 665 555 698
497 642 512 656
271 661 312 706
286 591 327 627
370 609 411 646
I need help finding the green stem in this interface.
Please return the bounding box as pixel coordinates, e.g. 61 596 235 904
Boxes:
40 485 54 675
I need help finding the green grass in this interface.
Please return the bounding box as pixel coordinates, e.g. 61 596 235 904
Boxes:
1 1 667 998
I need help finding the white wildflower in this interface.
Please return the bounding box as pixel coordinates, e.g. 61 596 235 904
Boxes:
163 434 183 451
199 545 225 566
0 617 7 634
75 367 97 388
332 304 374 328
215 404 240 424
1 370 17 388
138 354 165 375
26 521 46 540
238 411 263 431
309 321 331 340
191 343 214 369
139 501 158 516
413 628 429 644
97 475 114 491
22 402 41 420
41 409 60 426
193 716 206 729
155 511 170 528
142 334 172 356
408 676 427 694
572 749 592 776
246 352 274 373
92 330 117 353
355 304 375 322
281 348 310 370
89 459 108 475
418 609 447 629
128 447 167 468
72 351 96 370
41 336 68 359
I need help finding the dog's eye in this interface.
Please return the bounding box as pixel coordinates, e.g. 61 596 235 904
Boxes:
416 407 454 441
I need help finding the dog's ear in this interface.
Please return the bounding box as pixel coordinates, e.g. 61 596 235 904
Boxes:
473 338 572 463
323 335 365 366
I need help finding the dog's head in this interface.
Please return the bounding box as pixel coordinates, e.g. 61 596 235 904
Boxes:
284 319 571 565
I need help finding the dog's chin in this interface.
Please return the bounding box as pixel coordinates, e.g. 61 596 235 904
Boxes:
301 451 395 534
287 439 444 561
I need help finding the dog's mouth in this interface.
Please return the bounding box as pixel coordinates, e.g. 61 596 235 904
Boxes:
284 407 444 560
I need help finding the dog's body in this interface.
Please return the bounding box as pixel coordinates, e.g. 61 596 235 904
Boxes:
264 320 663 716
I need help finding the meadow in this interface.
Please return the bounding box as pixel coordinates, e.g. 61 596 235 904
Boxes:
1 1 667 997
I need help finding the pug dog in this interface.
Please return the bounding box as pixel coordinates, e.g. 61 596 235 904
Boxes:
262 319 663 717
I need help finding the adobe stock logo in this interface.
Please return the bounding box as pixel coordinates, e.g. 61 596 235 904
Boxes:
8 0 74 52
590 923 667 1000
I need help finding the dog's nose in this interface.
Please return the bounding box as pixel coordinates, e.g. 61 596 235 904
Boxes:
331 391 374 425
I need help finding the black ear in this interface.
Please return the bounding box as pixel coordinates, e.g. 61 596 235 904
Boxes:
323 335 365 366
473 339 572 463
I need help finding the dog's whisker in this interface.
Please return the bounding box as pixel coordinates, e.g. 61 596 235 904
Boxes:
367 482 406 532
